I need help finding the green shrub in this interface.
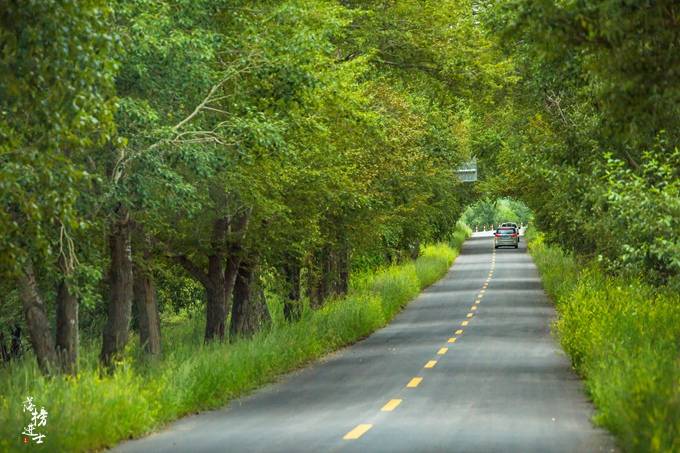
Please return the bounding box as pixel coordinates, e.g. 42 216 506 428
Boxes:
527 229 680 453
416 243 457 289
0 226 470 452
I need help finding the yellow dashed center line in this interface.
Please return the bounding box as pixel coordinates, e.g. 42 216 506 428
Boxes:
344 424 373 440
407 377 423 388
381 399 402 412
341 246 501 441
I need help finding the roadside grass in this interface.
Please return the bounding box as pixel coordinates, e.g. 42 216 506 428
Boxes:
526 229 680 453
0 225 468 452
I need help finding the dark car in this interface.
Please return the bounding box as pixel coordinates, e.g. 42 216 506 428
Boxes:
494 227 519 249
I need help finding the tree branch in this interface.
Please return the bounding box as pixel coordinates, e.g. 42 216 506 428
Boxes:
174 255 212 290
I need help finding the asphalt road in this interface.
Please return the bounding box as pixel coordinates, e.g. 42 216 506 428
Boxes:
115 232 615 453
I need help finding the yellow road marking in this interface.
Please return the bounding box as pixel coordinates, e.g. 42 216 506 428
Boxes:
466 313 473 318
424 360 437 368
455 329 464 335
437 347 448 355
407 377 423 388
471 306 477 311
448 337 457 343
381 399 402 412
461 320 469 326
344 424 373 440
480 290 485 294
475 299 481 305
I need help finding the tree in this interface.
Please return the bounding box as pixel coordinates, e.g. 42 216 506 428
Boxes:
0 0 117 374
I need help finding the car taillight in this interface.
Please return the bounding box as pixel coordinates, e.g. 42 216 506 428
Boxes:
494 233 501 237
511 233 518 237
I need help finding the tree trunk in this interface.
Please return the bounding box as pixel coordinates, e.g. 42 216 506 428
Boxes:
307 260 324 309
282 259 301 322
56 278 78 375
336 243 350 296
229 261 271 341
10 324 22 359
202 217 230 342
307 248 329 309
19 260 57 374
223 210 250 317
133 265 161 356
0 331 8 364
205 253 227 341
321 246 334 301
100 214 134 369
409 239 420 260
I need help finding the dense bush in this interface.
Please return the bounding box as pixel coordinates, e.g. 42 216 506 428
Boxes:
527 229 680 452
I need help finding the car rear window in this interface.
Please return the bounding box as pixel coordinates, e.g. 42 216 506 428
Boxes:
497 228 515 235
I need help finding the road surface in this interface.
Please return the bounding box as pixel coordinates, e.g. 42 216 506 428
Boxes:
115 232 615 453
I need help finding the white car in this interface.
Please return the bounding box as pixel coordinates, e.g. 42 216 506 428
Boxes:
501 222 520 241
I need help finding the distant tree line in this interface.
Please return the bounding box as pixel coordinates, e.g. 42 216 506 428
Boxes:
462 198 532 230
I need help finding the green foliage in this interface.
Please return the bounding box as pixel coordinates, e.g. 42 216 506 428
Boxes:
8 0 678 448
587 146 680 281
1 0 480 348
528 229 680 453
0 0 118 276
461 198 531 229
479 1 680 284
415 244 459 289
0 235 465 452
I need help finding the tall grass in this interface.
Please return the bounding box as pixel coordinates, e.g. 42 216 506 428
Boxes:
0 226 468 452
526 229 680 453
